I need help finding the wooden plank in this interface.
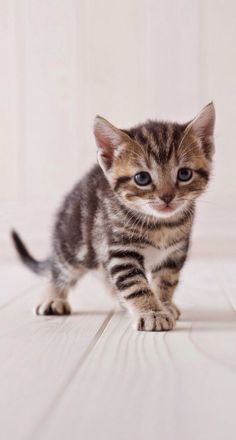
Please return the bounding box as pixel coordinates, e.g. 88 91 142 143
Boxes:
0 200 55 262
0 272 114 440
23 0 83 199
0 261 36 306
32 260 236 440
145 0 200 120
216 259 236 315
198 0 236 232
0 0 20 200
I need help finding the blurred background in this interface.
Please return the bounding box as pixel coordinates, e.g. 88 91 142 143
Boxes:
1 0 236 261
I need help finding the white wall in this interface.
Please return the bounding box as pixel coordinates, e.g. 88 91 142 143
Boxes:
1 0 236 259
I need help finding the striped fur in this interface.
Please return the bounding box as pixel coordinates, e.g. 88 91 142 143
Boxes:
12 104 215 331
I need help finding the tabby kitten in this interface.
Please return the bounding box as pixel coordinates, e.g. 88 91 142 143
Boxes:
12 103 215 331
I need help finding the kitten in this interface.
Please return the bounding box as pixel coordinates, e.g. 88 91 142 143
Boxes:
12 103 215 331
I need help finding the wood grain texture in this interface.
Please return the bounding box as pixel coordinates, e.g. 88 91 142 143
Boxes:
0 262 36 306
1 259 235 440
0 0 19 200
0 269 115 440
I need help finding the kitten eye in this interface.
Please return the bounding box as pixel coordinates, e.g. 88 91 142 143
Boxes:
177 168 193 182
134 171 152 186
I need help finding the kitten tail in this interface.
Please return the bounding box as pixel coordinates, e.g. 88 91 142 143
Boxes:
11 230 50 275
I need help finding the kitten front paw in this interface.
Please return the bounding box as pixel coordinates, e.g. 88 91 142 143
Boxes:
35 299 71 316
164 302 181 320
134 310 176 332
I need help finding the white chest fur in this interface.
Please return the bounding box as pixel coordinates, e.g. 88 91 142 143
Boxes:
141 243 179 273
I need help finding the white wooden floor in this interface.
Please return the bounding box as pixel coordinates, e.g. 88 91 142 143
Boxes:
1 257 236 440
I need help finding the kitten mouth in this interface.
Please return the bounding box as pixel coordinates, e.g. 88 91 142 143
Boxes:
151 202 182 215
158 205 175 213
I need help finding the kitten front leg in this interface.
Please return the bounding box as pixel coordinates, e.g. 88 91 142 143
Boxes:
151 265 181 320
107 250 175 331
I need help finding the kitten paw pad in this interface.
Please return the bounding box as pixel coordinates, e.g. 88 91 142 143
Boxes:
35 300 71 316
134 311 175 332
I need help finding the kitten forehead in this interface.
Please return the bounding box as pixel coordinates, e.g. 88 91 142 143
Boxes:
123 121 188 165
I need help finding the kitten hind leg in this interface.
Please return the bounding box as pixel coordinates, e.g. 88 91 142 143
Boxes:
35 283 71 316
35 260 86 316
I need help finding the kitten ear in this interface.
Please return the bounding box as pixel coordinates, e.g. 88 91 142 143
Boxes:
94 116 129 170
186 102 215 140
185 102 215 159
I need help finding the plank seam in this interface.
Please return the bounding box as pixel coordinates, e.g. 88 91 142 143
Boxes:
27 309 115 440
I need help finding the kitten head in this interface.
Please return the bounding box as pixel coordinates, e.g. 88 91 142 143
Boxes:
94 103 215 219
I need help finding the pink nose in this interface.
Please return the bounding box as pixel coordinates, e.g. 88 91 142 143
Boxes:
159 193 174 204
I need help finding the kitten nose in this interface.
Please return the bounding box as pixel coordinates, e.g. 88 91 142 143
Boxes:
159 192 174 204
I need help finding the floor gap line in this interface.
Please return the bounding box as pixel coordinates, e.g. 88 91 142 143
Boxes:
27 309 115 440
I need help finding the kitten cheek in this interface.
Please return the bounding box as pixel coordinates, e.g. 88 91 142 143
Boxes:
123 194 144 210
123 193 139 202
